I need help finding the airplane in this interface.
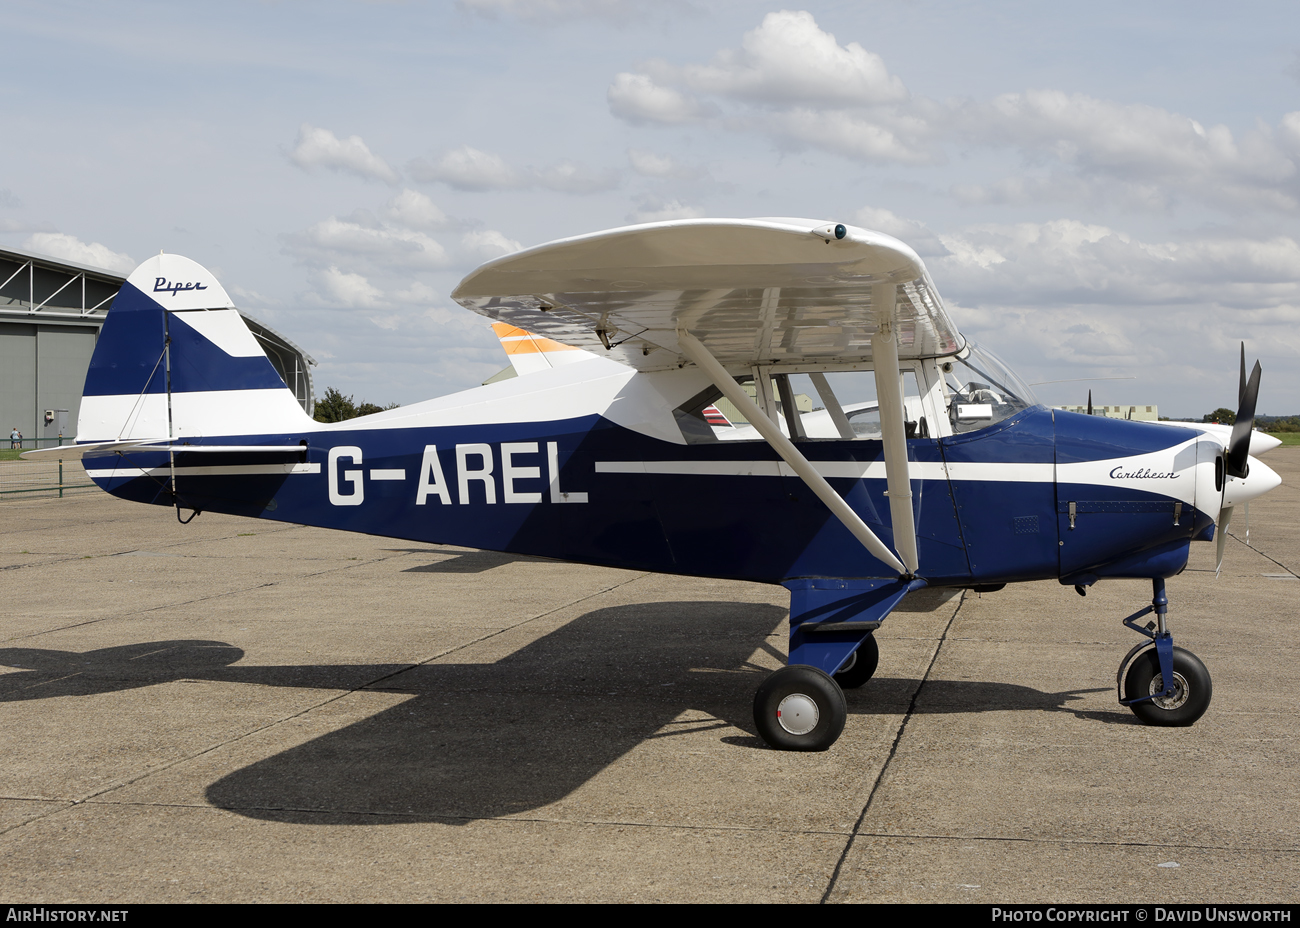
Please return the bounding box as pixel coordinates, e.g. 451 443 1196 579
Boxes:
26 217 1283 751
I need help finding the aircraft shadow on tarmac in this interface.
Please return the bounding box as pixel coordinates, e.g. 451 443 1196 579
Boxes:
0 600 1124 826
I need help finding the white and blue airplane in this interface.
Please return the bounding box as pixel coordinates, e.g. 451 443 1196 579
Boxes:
27 218 1283 751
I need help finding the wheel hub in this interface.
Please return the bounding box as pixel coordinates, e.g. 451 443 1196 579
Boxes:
1149 671 1189 710
776 693 819 735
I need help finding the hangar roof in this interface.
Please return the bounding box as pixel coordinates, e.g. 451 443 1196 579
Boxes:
0 245 317 415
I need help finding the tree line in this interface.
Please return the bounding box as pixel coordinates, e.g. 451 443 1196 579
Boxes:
312 387 399 423
1203 409 1300 432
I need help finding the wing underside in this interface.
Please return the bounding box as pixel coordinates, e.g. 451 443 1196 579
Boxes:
453 218 963 372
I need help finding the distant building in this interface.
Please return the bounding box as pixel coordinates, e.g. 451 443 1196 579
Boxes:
0 245 316 448
1054 404 1158 421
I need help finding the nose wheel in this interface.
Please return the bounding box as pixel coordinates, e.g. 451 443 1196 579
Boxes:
1116 578 1213 726
1123 646 1212 726
753 665 847 751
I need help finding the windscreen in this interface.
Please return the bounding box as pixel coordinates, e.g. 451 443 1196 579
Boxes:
943 343 1039 434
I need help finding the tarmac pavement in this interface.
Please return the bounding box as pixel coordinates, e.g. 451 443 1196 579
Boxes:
0 451 1297 903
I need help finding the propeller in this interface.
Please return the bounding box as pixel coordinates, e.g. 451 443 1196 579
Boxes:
1086 389 1093 417
1239 342 1246 404
1225 348 1261 480
1216 343 1263 574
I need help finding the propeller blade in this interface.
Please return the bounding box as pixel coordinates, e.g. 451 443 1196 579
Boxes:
1086 389 1093 417
1239 342 1247 405
1216 505 1234 577
1225 360 1261 479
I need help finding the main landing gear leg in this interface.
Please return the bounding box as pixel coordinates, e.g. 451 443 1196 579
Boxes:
752 577 923 751
1116 578 1212 726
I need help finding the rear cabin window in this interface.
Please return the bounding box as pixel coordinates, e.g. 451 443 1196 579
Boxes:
674 370 926 444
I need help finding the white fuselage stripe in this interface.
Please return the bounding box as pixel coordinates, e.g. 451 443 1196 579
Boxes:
594 460 1054 482
594 453 1199 505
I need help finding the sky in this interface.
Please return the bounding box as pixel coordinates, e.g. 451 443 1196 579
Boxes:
4 0 1300 418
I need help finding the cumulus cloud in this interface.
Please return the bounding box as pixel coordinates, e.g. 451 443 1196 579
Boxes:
754 107 936 163
533 159 619 193
409 146 617 193
284 216 449 270
852 207 949 258
229 285 278 307
282 190 527 324
608 12 1300 214
381 189 452 230
949 173 1101 209
609 12 928 164
312 266 384 307
409 146 519 190
288 124 400 185
627 148 706 180
952 92 1300 214
608 73 718 125
23 232 135 274
659 10 908 108
392 281 440 304
919 221 1300 411
628 149 676 177
933 221 1300 310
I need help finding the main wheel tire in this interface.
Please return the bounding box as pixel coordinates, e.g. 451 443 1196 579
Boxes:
753 665 847 751
1124 646 1212 727
833 635 879 689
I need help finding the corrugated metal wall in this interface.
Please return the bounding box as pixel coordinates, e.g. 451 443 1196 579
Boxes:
0 321 97 446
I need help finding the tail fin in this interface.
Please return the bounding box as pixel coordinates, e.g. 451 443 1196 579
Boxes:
78 255 311 442
490 322 597 377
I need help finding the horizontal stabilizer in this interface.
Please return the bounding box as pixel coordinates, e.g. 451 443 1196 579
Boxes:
22 441 307 461
22 439 170 461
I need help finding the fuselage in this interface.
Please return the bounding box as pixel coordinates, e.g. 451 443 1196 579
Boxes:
84 354 1270 589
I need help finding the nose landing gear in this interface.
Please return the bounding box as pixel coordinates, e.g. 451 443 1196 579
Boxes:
1116 578 1212 726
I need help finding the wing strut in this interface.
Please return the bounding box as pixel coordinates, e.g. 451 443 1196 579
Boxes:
871 282 920 575
676 329 907 576
809 372 854 440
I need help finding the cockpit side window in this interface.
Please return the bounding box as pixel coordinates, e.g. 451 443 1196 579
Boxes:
672 384 728 443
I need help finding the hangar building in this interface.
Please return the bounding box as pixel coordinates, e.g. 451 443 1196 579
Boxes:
0 245 315 449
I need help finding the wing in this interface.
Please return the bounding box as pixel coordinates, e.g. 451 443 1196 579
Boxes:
452 218 963 372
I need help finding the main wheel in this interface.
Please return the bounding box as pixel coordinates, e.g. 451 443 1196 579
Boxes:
1124 646 1212 727
753 665 847 751
833 635 879 689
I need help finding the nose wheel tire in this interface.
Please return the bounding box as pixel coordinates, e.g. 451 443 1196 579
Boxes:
753 665 847 751
833 634 879 689
1124 647 1212 727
